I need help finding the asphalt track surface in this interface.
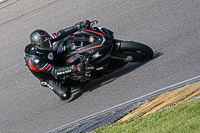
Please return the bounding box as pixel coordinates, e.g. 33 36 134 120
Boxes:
0 0 200 132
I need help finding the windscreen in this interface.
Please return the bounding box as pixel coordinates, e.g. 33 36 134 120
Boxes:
74 33 98 47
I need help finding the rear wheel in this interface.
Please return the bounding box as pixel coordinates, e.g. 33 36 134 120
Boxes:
118 41 153 62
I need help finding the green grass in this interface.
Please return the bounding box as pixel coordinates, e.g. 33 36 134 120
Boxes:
93 98 200 133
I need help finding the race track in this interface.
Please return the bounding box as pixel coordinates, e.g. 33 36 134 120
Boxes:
0 0 200 132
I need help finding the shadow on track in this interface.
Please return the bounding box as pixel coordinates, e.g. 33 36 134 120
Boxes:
69 51 163 102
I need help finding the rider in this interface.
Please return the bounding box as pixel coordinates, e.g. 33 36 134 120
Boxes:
24 20 90 101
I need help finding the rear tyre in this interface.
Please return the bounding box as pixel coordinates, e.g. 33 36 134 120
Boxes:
118 41 153 62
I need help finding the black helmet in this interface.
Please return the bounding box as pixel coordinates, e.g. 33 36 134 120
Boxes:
30 29 53 54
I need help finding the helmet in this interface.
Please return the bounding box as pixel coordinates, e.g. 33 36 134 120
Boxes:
30 29 53 54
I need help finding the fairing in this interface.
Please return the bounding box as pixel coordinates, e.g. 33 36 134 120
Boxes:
57 27 115 68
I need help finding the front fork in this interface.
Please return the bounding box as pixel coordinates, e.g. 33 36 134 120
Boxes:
111 40 133 62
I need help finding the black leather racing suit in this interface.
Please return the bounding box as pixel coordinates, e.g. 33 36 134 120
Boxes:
24 26 79 101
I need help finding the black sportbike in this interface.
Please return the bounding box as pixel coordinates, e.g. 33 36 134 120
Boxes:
57 20 153 86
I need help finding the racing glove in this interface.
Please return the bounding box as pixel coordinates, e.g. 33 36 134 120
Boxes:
74 20 90 29
73 63 83 72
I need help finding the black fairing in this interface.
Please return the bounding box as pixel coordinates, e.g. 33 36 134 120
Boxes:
57 27 115 68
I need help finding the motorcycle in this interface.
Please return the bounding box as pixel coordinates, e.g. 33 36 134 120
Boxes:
57 20 153 85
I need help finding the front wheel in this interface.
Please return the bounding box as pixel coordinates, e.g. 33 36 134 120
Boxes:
117 41 153 62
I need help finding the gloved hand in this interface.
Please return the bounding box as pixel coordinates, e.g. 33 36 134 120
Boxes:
71 63 84 77
70 63 83 72
75 63 83 72
74 20 90 29
57 64 83 81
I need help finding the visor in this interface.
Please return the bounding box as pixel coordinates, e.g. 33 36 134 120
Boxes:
35 34 53 50
42 37 53 49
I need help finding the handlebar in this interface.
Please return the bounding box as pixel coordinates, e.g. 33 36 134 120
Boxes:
90 20 98 27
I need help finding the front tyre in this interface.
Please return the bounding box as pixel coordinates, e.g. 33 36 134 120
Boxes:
118 41 153 62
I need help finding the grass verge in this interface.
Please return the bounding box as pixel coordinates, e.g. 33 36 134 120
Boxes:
93 98 200 133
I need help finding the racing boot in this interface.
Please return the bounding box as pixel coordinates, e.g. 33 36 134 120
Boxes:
48 78 72 101
40 81 48 87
